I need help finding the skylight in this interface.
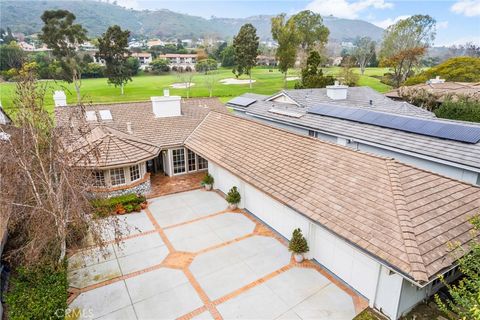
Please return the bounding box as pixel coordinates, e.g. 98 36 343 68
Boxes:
99 110 113 121
85 111 97 122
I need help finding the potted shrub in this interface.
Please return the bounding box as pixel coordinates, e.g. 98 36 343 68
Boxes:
226 186 241 210
115 203 126 215
201 173 214 191
289 228 309 263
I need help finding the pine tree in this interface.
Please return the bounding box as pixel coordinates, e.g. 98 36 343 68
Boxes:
232 24 259 89
289 228 309 254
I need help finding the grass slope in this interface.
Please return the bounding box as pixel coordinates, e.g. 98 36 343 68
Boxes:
0 67 391 114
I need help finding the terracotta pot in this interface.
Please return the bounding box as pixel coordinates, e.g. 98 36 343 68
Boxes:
294 253 304 263
140 202 148 209
228 203 238 210
204 184 212 191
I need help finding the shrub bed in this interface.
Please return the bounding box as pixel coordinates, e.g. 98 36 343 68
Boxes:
5 265 68 320
91 193 147 217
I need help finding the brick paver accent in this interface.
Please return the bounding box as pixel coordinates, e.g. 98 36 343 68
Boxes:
70 192 368 319
147 171 205 198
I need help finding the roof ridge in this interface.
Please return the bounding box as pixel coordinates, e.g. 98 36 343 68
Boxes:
385 159 429 282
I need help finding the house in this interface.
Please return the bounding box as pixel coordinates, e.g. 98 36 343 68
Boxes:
57 91 480 319
55 92 226 197
226 86 480 186
158 54 197 71
256 55 277 66
18 41 35 51
386 78 480 103
185 111 480 319
147 39 165 48
131 52 152 69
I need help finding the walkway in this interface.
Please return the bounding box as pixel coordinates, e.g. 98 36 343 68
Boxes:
68 189 367 319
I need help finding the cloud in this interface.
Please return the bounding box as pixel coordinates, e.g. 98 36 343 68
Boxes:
436 21 449 30
451 0 480 17
305 0 393 19
371 15 410 29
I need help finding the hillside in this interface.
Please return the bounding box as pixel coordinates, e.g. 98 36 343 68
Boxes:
0 0 384 41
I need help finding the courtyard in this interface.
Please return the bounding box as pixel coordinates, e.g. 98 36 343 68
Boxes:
67 189 367 319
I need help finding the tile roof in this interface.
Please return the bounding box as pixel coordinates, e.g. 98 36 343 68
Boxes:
56 98 226 149
231 95 480 170
185 111 480 283
267 87 435 118
67 126 160 168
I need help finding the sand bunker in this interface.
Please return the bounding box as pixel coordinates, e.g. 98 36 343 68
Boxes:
220 78 257 85
286 76 300 81
170 82 195 89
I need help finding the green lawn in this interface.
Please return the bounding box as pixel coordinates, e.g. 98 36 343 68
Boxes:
0 67 391 114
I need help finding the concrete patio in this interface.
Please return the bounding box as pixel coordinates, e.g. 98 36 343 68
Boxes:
68 189 367 319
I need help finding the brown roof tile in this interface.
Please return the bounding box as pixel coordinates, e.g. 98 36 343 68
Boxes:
185 112 480 283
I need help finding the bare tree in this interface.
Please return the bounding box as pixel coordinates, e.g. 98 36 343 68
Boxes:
176 71 195 99
204 70 217 97
0 65 121 268
352 37 376 75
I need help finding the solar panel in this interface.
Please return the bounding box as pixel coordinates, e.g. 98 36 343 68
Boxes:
227 97 257 107
308 104 480 144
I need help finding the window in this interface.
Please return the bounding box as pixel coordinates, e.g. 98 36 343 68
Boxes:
172 148 186 174
308 130 315 137
130 164 140 182
110 168 126 186
198 155 208 170
92 170 105 187
187 149 196 171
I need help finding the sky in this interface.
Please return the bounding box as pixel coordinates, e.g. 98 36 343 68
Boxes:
112 0 480 46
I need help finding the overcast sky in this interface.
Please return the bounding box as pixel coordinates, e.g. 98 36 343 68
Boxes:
112 0 479 46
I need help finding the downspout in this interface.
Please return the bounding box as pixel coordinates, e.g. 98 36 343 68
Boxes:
371 264 382 308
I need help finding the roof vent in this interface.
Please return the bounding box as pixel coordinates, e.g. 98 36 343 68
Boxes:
85 111 97 122
427 76 445 84
53 91 67 107
99 110 113 121
326 81 348 100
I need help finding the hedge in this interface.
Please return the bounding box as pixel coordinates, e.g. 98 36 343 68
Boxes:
91 193 146 217
5 265 68 320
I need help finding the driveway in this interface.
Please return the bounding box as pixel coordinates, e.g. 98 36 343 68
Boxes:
68 189 366 319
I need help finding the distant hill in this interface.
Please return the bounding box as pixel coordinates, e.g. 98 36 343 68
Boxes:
0 0 385 41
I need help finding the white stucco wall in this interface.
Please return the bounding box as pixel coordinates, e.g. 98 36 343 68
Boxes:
208 161 412 319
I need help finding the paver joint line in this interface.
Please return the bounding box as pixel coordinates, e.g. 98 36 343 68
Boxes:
69 191 368 319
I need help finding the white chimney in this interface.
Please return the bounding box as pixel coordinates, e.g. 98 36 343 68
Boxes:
126 122 133 134
326 81 348 100
151 96 181 118
427 76 445 84
53 91 67 107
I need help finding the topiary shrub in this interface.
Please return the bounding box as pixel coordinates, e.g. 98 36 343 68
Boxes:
5 265 68 320
226 186 241 205
289 228 309 254
201 173 214 186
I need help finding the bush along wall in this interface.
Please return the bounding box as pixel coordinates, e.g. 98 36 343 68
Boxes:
5 265 68 320
91 193 147 217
